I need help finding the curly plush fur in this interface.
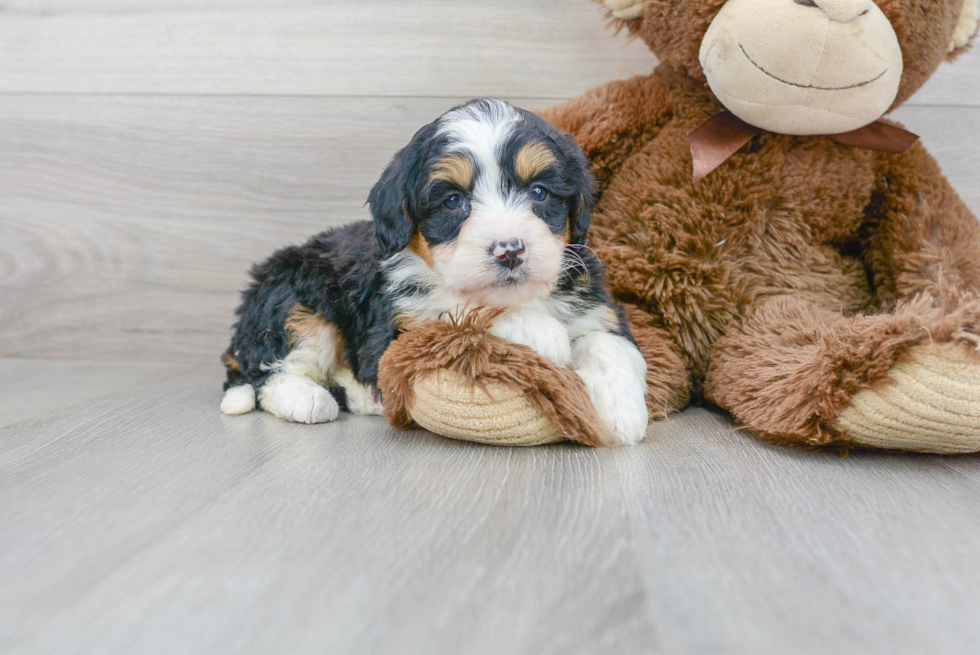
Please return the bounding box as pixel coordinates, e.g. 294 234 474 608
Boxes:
378 310 608 446
536 0 980 451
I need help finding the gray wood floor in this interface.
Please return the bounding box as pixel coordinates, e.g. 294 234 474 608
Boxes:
3 359 980 654
2 2 980 653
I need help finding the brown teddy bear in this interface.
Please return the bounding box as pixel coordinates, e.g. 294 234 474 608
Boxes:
381 0 980 452
529 0 980 452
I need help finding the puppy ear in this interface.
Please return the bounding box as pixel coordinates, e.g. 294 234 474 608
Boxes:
569 190 594 246
368 163 412 254
558 133 595 246
369 122 437 255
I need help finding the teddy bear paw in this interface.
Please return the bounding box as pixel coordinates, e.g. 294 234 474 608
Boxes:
835 341 980 453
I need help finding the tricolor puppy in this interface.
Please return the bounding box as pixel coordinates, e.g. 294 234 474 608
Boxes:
220 99 649 445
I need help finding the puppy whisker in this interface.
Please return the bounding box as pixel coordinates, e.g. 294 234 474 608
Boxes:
560 247 592 286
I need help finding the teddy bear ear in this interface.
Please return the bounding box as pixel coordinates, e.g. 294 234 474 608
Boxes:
600 0 645 21
948 0 979 59
595 0 646 33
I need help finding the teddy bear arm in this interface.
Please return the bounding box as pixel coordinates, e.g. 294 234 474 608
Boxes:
538 74 673 191
863 143 980 306
705 293 980 452
707 143 980 452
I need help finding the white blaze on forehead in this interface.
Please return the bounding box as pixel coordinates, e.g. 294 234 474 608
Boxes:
437 100 521 212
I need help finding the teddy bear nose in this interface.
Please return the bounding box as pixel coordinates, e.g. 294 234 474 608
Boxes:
492 238 526 269
795 0 874 23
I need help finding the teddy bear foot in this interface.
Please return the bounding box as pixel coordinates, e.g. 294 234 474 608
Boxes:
835 341 980 453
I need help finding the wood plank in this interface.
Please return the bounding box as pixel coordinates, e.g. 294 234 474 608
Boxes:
914 48 980 107
0 357 189 431
614 407 980 655
0 0 975 105
1 96 978 363
0 358 657 655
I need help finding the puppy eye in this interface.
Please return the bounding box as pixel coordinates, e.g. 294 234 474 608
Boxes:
444 193 464 210
530 185 548 202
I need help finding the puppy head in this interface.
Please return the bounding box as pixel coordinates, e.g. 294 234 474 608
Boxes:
369 99 594 307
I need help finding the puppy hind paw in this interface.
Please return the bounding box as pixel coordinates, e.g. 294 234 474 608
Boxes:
363 386 386 415
345 384 386 416
220 384 256 415
331 368 385 416
603 0 646 20
260 375 340 424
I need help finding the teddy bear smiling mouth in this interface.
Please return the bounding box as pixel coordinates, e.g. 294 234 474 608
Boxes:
739 43 888 90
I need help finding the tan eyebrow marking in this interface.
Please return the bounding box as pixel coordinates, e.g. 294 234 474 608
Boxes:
515 142 557 182
429 155 475 189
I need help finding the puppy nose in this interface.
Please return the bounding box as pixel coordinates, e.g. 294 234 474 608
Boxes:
492 238 526 269
795 0 873 23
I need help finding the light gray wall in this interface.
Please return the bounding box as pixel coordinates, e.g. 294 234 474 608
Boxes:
1 1 977 362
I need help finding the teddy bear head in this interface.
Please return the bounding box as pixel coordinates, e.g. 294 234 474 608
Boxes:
602 0 978 134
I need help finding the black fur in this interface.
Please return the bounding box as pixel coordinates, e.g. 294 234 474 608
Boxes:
224 221 395 391
369 121 442 254
552 244 635 342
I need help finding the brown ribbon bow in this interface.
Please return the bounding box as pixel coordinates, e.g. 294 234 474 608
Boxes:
689 111 919 183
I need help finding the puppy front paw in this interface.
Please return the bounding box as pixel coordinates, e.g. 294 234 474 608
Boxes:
259 374 340 424
573 332 650 446
529 333 573 368
489 311 572 367
586 380 649 446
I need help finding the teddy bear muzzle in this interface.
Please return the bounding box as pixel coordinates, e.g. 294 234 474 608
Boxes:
699 0 904 135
